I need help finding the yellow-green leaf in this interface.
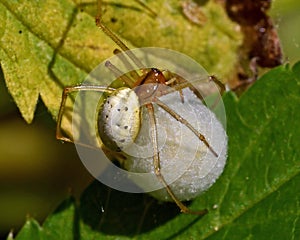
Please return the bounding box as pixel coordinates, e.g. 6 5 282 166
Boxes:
0 0 241 123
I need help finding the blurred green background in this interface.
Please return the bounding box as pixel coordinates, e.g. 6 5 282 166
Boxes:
0 68 93 237
272 0 300 65
0 0 299 238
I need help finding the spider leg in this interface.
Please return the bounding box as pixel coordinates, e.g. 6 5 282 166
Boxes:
56 85 115 144
165 76 185 103
113 49 140 80
95 0 145 69
207 75 226 110
105 60 135 86
133 0 157 17
154 98 218 157
209 75 226 95
146 103 208 215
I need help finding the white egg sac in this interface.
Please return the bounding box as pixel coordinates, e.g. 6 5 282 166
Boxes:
123 87 228 202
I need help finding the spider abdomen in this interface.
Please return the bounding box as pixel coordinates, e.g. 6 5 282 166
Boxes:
98 87 141 152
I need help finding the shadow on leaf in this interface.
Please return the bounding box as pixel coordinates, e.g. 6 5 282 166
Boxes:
79 180 183 236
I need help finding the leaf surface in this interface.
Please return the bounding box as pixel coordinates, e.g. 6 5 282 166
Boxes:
0 0 241 122
11 62 300 240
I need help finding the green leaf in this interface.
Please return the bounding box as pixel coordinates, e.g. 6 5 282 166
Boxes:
0 0 241 123
0 0 111 123
12 198 76 240
10 219 42 240
11 62 300 239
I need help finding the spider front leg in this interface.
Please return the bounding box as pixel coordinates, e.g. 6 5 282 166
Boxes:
146 103 208 215
56 85 115 143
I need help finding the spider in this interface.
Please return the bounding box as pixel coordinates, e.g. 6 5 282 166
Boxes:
56 0 227 215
